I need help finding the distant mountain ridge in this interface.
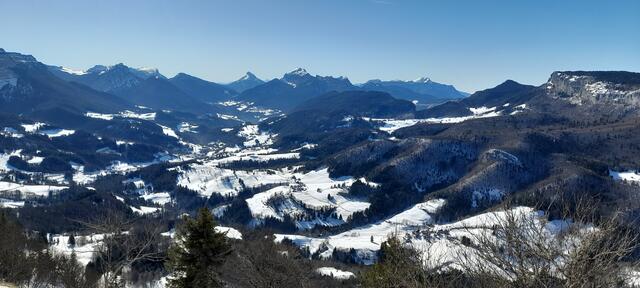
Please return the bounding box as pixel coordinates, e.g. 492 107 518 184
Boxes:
237 68 356 111
226 72 264 93
48 63 165 91
49 63 223 113
360 77 469 105
0 49 130 115
169 73 237 104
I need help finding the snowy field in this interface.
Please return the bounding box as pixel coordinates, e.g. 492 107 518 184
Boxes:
50 234 106 266
275 199 445 264
610 170 640 183
274 202 571 268
316 267 355 280
0 198 25 208
363 105 514 133
0 181 68 198
177 165 289 197
85 110 156 121
237 124 275 147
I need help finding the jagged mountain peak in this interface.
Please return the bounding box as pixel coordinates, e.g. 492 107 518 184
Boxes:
240 71 259 80
84 63 164 79
286 68 309 77
227 71 265 93
413 76 431 83
361 76 468 103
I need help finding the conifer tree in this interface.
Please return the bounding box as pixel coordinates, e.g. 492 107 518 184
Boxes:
167 207 233 288
362 236 425 288
68 234 76 248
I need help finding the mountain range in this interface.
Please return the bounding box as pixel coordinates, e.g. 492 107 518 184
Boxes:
360 77 468 106
3 46 640 287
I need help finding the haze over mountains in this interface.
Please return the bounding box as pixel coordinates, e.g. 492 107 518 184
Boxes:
2 46 640 287
41 52 469 113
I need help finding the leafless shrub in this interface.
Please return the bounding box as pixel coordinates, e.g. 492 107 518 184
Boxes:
456 199 639 288
79 213 166 288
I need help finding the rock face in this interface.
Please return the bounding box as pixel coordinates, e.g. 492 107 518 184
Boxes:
0 49 38 89
0 49 129 114
547 71 640 107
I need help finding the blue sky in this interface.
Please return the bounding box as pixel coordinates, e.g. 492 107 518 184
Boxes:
1 0 639 92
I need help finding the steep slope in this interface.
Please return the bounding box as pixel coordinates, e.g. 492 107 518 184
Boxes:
238 68 356 111
112 77 217 113
226 72 264 93
51 63 149 92
416 80 538 118
0 49 130 115
50 62 222 114
169 73 237 103
540 71 640 119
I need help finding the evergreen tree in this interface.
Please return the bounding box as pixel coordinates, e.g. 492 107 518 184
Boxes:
362 237 426 288
68 234 76 248
167 207 233 288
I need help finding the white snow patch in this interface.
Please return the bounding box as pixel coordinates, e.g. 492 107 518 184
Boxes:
60 67 87 75
141 192 172 205
214 226 243 240
177 122 199 133
1 127 23 138
237 124 274 147
292 143 318 151
21 122 46 132
216 113 243 122
85 112 114 120
316 267 355 279
39 129 75 138
363 109 503 133
469 106 497 115
0 198 25 208
177 164 288 197
0 181 68 197
119 110 156 120
275 199 446 264
50 234 105 266
610 170 640 183
27 156 44 164
130 205 160 215
158 124 179 138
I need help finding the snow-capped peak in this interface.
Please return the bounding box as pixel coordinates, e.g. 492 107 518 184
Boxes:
86 64 116 74
287 68 309 77
413 76 431 83
85 64 164 79
130 66 164 79
60 67 87 75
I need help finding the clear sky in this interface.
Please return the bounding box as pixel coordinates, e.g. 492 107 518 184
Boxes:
1 0 639 93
